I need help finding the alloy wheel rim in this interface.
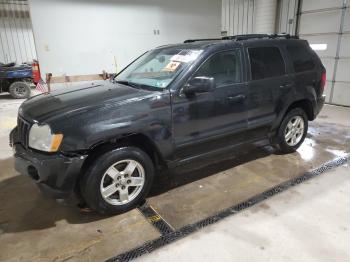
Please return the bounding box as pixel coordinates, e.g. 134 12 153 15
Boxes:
284 116 305 146
100 159 145 205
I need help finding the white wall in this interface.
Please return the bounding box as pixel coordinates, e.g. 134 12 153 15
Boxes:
28 0 221 77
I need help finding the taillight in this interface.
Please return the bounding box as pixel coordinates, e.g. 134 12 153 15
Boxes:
320 71 326 93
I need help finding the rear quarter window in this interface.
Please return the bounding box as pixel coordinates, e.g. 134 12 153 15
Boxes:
248 46 286 80
286 44 316 73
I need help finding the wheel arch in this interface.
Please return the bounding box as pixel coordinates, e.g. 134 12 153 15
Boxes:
270 98 314 140
81 133 166 176
284 99 314 121
74 133 166 199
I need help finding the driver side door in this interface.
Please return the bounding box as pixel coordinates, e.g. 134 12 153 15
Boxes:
172 49 248 161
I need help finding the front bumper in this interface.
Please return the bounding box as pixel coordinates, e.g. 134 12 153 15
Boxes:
10 129 87 199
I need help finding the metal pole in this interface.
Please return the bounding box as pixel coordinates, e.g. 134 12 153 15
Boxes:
46 73 52 93
294 0 302 36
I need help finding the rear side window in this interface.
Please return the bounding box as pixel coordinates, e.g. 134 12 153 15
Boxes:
287 44 315 73
248 47 286 80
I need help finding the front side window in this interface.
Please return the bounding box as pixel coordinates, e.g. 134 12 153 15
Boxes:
248 47 286 80
287 44 315 73
194 50 241 87
116 48 203 90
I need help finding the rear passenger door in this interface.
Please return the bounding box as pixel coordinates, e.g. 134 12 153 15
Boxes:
245 45 293 140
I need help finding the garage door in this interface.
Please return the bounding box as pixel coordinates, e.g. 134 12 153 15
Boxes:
299 0 350 106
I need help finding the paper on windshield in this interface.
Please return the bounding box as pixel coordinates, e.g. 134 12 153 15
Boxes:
163 61 181 72
171 50 203 63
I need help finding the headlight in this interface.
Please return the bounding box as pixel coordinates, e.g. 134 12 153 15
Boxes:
28 123 63 152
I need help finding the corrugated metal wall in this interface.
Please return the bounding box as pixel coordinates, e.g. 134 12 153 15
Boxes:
276 0 299 35
222 0 290 35
254 0 278 34
0 0 36 64
221 0 256 35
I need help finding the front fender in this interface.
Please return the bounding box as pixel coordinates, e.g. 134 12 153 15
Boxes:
52 91 173 159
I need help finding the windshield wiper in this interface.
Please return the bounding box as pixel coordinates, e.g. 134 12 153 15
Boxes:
115 80 162 91
115 80 140 89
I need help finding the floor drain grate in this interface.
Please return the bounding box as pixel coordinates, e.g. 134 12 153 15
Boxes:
138 204 174 236
107 155 350 262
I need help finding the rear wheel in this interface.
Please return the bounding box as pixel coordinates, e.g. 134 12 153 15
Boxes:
275 108 308 153
80 147 154 215
9 81 31 99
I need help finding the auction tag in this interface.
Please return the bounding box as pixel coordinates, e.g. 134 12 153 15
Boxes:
171 50 203 63
163 61 181 72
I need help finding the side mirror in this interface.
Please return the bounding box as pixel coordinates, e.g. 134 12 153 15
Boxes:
183 76 215 95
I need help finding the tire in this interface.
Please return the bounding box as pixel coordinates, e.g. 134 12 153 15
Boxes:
275 108 308 154
80 147 154 215
9 81 31 99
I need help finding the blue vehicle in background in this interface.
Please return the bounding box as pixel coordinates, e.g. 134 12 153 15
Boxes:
0 62 33 99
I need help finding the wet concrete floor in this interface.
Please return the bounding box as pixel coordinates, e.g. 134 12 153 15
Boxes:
0 93 349 261
148 120 350 229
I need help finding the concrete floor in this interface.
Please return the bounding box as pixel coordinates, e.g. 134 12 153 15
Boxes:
0 91 349 261
139 163 350 262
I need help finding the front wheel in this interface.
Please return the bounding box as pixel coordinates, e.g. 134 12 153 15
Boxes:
274 108 308 153
9 81 31 99
80 147 154 215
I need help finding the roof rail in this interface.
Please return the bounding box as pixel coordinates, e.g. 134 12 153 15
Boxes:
184 38 222 43
183 33 299 43
223 34 270 40
223 33 299 40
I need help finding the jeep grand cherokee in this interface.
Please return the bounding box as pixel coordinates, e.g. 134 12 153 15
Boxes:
10 34 326 215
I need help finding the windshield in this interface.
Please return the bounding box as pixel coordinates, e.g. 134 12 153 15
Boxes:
116 47 203 89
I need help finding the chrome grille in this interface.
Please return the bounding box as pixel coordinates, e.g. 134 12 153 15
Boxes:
17 117 30 148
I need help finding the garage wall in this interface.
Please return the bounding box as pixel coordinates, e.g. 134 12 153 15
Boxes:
276 0 299 35
28 0 221 77
221 0 255 35
299 0 350 106
222 0 298 36
0 0 37 64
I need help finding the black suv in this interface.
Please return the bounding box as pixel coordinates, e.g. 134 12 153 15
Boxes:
10 34 326 215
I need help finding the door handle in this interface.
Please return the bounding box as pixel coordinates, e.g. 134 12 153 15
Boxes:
227 94 246 103
280 83 293 89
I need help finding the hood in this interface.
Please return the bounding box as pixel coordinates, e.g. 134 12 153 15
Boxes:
19 81 157 123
